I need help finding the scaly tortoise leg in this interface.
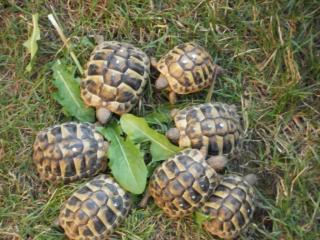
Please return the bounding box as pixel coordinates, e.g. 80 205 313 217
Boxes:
169 91 177 105
150 57 158 68
139 190 151 208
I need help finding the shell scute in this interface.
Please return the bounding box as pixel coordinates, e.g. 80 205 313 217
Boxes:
33 122 108 183
59 175 131 240
201 175 255 239
147 149 219 218
81 41 149 115
172 102 242 157
157 42 217 94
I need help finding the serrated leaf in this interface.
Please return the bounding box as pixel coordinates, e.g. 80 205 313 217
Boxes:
52 60 95 122
23 13 40 72
120 114 181 162
194 211 212 226
97 124 147 194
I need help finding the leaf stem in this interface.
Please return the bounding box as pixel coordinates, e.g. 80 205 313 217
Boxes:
48 14 84 75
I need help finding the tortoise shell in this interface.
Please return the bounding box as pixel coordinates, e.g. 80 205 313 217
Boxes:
201 175 255 239
33 122 108 183
171 102 241 156
148 149 219 218
156 42 216 94
80 41 150 115
59 175 131 239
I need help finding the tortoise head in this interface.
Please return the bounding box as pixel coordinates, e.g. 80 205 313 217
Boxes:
155 74 169 90
244 174 258 186
96 108 112 124
166 128 180 145
94 35 105 45
206 155 228 172
209 65 224 85
214 65 224 77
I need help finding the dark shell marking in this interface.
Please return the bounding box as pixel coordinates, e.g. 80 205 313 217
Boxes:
201 175 255 239
157 42 216 94
81 41 150 115
148 149 219 218
173 102 241 156
33 122 108 183
59 175 131 240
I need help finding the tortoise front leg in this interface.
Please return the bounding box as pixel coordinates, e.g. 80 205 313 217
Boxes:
150 57 158 68
139 190 151 208
200 145 209 158
169 91 177 105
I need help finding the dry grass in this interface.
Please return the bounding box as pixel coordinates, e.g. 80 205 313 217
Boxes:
0 0 319 239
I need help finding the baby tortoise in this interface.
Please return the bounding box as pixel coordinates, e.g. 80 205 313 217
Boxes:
201 174 257 239
33 122 108 183
81 41 150 124
166 102 241 167
154 42 223 104
59 175 131 239
140 148 227 218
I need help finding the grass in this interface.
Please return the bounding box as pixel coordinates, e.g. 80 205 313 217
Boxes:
0 0 319 239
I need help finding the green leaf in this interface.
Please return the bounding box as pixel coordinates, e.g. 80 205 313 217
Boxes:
144 105 172 125
97 124 148 194
194 211 212 226
52 60 95 122
147 161 161 177
120 114 181 162
23 13 41 72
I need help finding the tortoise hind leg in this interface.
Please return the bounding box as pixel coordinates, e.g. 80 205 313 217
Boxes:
169 91 177 105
